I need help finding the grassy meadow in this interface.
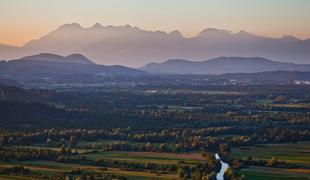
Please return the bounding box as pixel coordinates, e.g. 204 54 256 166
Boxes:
0 160 177 179
232 141 310 166
233 141 310 179
238 166 310 180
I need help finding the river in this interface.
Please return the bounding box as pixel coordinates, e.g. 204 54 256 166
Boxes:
215 153 229 180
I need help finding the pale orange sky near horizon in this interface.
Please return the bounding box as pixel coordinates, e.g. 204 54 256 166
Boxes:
1 0 310 46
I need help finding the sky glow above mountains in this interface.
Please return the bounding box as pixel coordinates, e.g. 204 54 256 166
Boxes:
0 0 310 46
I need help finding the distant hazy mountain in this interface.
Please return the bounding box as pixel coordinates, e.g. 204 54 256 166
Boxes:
22 53 95 64
141 57 310 74
0 53 145 82
0 44 25 60
0 23 310 67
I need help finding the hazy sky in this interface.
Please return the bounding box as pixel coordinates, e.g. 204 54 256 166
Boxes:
1 0 310 46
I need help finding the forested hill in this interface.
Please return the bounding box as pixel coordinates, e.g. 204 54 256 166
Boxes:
0 84 53 102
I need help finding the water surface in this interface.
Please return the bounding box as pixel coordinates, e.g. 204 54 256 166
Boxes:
215 153 229 180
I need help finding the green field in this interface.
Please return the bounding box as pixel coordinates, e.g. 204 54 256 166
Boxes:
0 160 177 179
232 141 310 166
0 150 204 179
84 151 203 164
9 142 204 178
233 142 310 180
238 166 310 180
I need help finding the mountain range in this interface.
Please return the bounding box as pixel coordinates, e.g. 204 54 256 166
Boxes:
0 53 145 83
22 53 94 64
0 52 310 86
0 23 310 67
141 57 310 74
